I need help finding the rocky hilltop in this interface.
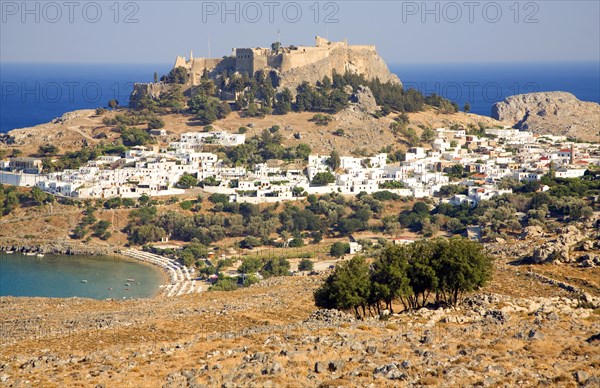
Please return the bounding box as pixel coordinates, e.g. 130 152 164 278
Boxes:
130 36 400 107
492 92 600 142
275 41 401 93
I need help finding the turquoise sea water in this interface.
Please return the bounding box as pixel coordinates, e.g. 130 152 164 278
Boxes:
0 252 163 299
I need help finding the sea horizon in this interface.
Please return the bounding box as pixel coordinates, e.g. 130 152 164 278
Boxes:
1 60 599 133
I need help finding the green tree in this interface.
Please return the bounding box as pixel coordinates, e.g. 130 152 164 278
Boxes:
295 143 312 160
314 256 371 318
179 200 194 210
298 258 314 271
30 186 47 206
209 275 238 291
148 117 165 130
38 144 59 156
161 67 189 84
274 88 293 114
129 224 166 244
463 102 471 113
312 171 336 185
434 238 492 306
71 225 87 239
238 257 262 274
4 191 19 214
91 220 111 239
261 257 291 278
108 99 119 110
288 237 304 247
420 127 435 143
406 241 439 308
327 150 341 171
121 127 154 146
330 241 350 258
370 245 412 313
333 128 345 137
177 173 198 188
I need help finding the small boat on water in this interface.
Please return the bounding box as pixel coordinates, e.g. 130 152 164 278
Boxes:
81 280 88 283
127 278 135 282
24 252 36 256
125 282 131 287
5 250 14 254
108 287 113 290
36 253 44 258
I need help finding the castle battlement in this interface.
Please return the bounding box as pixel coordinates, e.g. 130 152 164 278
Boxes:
349 45 377 50
131 36 400 108
165 36 399 90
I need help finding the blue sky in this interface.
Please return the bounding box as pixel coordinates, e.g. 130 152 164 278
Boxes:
1 1 599 64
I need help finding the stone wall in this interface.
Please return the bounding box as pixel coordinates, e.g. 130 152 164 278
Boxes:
278 45 401 93
188 58 222 84
235 48 255 74
129 83 171 108
280 47 331 73
132 37 401 103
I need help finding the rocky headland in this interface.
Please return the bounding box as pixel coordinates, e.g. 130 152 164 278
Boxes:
492 92 600 142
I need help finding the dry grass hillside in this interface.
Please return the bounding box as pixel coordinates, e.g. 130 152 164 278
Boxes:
0 194 599 387
0 257 599 387
2 107 507 157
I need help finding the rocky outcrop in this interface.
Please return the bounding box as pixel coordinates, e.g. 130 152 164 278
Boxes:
131 38 400 107
349 85 378 113
492 92 600 142
6 109 97 149
531 225 583 264
129 83 171 108
0 238 112 256
277 44 401 93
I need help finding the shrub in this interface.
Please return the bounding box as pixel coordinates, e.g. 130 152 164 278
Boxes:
148 117 165 130
240 236 262 249
177 173 198 188
179 200 194 210
238 257 262 273
261 258 291 278
209 276 238 291
288 237 304 247
312 171 335 185
208 193 229 205
298 258 314 271
330 242 350 258
310 114 333 126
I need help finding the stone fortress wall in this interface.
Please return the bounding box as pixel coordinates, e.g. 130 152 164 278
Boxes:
172 36 398 86
130 37 400 107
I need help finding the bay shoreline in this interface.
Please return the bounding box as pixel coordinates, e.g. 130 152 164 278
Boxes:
0 239 171 299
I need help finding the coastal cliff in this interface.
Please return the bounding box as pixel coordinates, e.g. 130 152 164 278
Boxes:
492 92 600 141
